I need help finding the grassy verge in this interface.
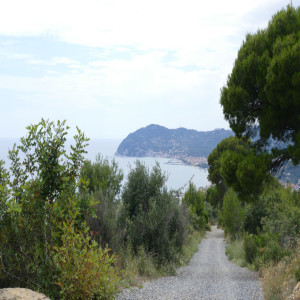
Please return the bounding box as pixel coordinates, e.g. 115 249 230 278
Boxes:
261 243 300 300
225 238 300 299
225 237 249 268
116 229 205 288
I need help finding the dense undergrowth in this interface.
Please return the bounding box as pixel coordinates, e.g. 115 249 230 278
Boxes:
0 119 209 299
223 185 300 299
209 6 300 299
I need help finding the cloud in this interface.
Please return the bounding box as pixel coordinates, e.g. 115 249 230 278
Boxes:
0 0 295 49
27 57 79 66
0 0 297 139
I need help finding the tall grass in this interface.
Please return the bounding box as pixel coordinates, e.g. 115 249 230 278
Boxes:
116 229 205 287
225 238 249 268
262 242 300 300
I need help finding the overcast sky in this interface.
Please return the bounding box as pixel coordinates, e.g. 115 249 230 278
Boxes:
0 0 298 140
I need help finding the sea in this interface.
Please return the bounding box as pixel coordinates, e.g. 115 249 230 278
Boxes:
0 138 210 192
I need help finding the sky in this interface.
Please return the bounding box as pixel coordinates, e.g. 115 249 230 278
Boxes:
0 0 298 140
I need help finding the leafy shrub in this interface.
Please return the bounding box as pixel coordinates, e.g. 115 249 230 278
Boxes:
261 187 300 248
244 233 259 264
53 221 120 300
80 155 123 196
261 242 300 299
182 183 208 230
262 246 300 300
221 188 244 238
122 161 190 264
244 232 290 269
226 238 247 268
0 120 121 298
204 201 218 225
127 190 189 264
80 154 125 251
262 261 293 300
87 190 124 250
244 197 268 234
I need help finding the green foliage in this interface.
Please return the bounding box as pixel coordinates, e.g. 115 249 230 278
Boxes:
122 161 166 219
182 183 208 230
208 136 250 185
242 185 299 271
53 221 120 300
204 201 218 225
87 189 124 250
121 161 190 264
244 197 268 234
216 6 300 296
220 5 300 169
244 232 289 269
206 185 223 207
260 187 300 248
226 238 247 268
221 188 244 238
208 136 271 201
80 154 123 196
0 120 120 298
80 155 124 249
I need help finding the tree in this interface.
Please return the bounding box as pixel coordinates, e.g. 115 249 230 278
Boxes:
221 188 244 238
0 120 120 298
80 154 123 196
122 161 167 219
80 155 124 249
121 161 190 263
206 185 223 207
220 5 300 170
208 137 270 201
182 183 208 230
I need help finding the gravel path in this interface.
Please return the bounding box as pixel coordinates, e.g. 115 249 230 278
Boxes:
118 226 263 300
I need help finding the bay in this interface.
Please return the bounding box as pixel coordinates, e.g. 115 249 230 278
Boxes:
0 138 210 191
86 139 210 191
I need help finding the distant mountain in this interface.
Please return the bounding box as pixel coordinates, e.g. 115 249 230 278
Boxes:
116 124 234 158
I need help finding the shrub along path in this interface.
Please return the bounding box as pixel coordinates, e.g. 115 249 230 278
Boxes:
118 226 263 300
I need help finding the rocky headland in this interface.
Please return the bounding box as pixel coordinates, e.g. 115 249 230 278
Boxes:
116 124 234 167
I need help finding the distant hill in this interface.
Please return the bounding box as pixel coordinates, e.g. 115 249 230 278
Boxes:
116 124 234 158
278 162 300 185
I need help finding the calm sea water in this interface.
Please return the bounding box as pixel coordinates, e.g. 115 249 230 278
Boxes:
0 138 210 191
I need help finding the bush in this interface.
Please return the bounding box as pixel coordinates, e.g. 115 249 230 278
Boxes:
0 120 122 299
122 161 190 264
204 201 218 225
262 244 300 300
80 155 123 196
244 233 258 264
244 197 268 234
182 183 208 230
244 232 290 269
261 242 300 299
221 188 244 238
87 190 124 250
0 120 93 294
80 155 125 250
53 221 120 300
226 238 247 268
126 190 189 264
261 187 300 248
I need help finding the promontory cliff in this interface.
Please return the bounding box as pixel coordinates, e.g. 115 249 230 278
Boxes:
116 125 234 166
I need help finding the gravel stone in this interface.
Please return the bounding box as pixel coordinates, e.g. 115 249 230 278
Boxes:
118 226 263 300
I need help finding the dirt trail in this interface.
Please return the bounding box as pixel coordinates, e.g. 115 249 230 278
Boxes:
118 226 263 300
